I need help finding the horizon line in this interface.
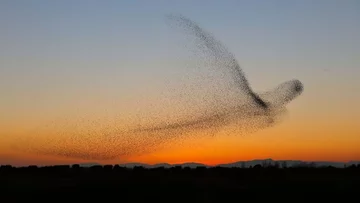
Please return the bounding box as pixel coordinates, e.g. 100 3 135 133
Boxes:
2 158 360 168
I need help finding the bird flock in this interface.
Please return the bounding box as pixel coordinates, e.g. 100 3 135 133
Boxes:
14 15 303 161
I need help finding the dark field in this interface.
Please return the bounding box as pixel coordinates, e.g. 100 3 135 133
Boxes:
1 164 360 202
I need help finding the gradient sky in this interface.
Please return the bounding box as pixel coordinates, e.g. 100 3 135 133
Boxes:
1 0 360 166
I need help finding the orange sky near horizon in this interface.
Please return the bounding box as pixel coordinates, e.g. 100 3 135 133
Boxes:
1 105 360 167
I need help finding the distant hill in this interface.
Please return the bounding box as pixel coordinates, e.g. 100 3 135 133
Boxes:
118 162 152 168
78 162 101 167
173 162 207 168
5 159 359 168
216 159 356 168
117 162 206 169
75 159 359 169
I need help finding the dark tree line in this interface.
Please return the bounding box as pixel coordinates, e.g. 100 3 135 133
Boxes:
1 163 359 202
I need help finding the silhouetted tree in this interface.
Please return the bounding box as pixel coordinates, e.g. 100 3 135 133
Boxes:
90 165 103 173
253 164 262 169
309 162 316 168
104 165 113 171
134 166 145 171
72 164 80 169
347 164 356 169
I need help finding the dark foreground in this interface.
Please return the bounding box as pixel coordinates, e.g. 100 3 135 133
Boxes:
1 164 360 202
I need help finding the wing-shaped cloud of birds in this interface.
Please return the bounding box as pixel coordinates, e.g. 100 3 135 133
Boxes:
14 14 303 161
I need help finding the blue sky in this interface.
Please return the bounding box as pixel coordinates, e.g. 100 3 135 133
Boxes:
1 0 359 116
